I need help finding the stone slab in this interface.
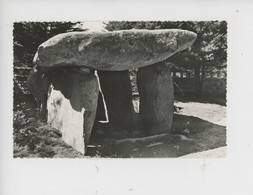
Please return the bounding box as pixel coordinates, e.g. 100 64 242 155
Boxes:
33 29 197 71
47 69 99 154
137 62 174 135
27 67 52 120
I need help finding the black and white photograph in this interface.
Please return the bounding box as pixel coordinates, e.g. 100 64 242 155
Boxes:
13 21 227 158
1 1 253 195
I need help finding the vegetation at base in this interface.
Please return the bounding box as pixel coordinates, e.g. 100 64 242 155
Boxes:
13 97 84 158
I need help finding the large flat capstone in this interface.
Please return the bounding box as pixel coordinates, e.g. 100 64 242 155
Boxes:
33 29 197 71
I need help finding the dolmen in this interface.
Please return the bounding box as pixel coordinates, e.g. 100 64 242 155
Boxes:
28 29 197 154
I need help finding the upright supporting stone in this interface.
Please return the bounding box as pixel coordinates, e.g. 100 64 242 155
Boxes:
27 67 52 121
97 70 139 137
137 62 174 136
47 69 99 154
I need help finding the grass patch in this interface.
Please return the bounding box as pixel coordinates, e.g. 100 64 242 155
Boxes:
13 96 84 158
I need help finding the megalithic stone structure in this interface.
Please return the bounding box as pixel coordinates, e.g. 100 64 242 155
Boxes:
29 28 197 155
137 62 174 135
97 70 139 137
47 69 99 154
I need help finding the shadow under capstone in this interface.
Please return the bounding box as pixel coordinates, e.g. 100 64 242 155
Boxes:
88 114 226 158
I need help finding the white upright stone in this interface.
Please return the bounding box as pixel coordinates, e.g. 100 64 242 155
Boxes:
47 69 99 154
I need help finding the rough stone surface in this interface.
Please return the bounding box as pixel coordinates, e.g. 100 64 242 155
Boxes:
137 61 174 135
34 29 197 71
47 69 99 154
97 70 139 137
27 67 52 120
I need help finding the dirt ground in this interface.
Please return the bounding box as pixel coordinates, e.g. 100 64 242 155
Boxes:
13 95 226 158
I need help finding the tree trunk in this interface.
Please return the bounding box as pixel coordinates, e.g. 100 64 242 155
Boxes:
194 63 201 94
200 64 206 94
